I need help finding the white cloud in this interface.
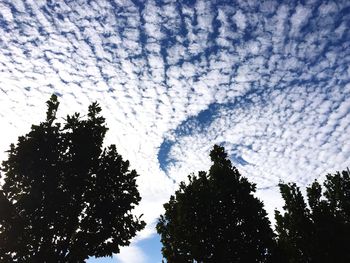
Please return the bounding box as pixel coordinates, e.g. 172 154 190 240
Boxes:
115 244 148 263
233 10 247 31
290 4 312 37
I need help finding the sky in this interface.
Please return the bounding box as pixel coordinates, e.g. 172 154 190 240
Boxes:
0 0 350 262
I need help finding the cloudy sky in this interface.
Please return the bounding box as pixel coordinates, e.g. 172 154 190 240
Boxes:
1 0 350 262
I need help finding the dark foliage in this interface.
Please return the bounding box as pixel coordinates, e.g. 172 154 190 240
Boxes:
0 95 145 262
275 169 350 263
157 145 275 263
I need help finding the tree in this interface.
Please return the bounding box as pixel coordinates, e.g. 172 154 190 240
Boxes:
0 95 145 262
274 183 313 263
156 145 275 263
275 169 350 263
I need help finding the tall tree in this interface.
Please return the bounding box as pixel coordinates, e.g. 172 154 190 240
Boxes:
275 169 350 263
0 95 145 262
274 183 313 263
157 145 275 263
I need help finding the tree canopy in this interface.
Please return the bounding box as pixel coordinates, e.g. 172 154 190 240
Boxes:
157 145 275 263
275 169 350 263
0 94 145 262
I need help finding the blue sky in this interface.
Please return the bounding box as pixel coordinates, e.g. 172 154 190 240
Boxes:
0 0 350 262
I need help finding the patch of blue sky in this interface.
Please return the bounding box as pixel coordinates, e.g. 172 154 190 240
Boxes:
231 153 250 166
157 87 276 173
135 234 162 263
87 235 162 263
157 103 220 172
157 139 174 173
87 256 115 263
173 103 220 136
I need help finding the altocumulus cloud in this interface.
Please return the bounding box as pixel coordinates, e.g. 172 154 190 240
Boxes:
0 0 350 262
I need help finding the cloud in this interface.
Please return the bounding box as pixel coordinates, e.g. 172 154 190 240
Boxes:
290 4 312 37
115 244 148 263
233 9 247 31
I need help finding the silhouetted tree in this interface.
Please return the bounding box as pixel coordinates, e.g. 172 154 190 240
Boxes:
0 95 145 262
157 145 275 263
275 169 350 263
274 183 313 263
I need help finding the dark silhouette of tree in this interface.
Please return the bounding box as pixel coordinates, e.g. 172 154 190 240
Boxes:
274 183 313 263
0 95 145 262
275 169 350 263
157 145 275 263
